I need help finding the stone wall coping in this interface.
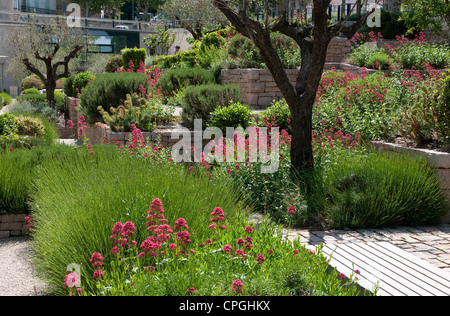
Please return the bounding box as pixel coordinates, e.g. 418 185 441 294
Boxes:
374 142 450 169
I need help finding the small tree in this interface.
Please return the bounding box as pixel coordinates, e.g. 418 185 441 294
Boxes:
7 16 84 108
143 29 176 55
213 0 379 173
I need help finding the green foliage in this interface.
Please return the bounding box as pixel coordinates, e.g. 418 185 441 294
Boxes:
0 145 71 214
349 44 394 70
14 115 45 138
21 88 40 95
152 49 199 69
158 67 216 97
98 93 174 132
21 75 44 90
121 47 147 71
79 72 148 124
312 150 448 229
357 9 408 40
29 145 243 295
208 101 254 134
0 113 18 136
72 72 95 95
142 29 176 56
63 74 77 97
105 55 123 73
182 84 241 129
16 91 66 114
258 99 292 134
394 43 450 70
224 32 301 69
0 93 12 106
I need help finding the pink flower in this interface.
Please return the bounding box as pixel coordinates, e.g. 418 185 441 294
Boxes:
231 279 244 293
309 249 316 255
244 226 253 234
174 218 188 230
93 269 104 279
89 252 104 267
288 206 297 215
121 221 136 237
339 273 346 279
223 244 232 253
256 254 265 264
64 272 79 288
111 246 120 254
186 287 196 293
169 243 177 250
293 249 299 255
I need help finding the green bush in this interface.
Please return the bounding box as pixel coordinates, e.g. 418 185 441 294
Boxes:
158 67 216 97
79 72 148 124
21 75 44 90
105 55 123 73
208 101 254 134
121 47 147 71
29 145 243 295
21 88 40 95
0 113 18 138
182 84 241 129
312 150 448 229
63 74 76 98
16 91 65 113
394 43 450 70
152 49 199 69
258 99 292 134
0 145 71 214
0 93 12 106
72 72 95 95
14 115 45 138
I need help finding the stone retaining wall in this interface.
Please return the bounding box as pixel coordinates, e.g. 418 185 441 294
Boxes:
0 214 29 238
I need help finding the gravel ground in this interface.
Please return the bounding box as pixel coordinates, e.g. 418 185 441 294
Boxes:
0 236 48 296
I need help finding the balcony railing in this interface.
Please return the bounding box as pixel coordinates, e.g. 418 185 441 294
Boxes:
20 5 56 15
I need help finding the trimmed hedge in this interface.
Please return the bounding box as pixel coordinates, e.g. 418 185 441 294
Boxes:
158 67 216 97
122 47 147 71
79 72 148 124
16 91 66 113
181 84 241 129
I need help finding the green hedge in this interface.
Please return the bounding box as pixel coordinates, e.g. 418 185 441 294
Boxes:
122 47 147 71
158 67 216 97
181 84 241 129
79 72 148 124
16 91 66 113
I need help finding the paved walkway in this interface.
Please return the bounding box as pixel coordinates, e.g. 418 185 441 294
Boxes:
287 224 450 274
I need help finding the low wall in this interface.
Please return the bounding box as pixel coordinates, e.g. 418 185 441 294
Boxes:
376 142 450 223
0 214 29 239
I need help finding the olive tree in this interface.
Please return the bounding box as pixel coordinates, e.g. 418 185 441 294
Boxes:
7 16 84 108
213 0 379 173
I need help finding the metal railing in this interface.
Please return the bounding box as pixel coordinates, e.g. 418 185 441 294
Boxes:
0 9 178 32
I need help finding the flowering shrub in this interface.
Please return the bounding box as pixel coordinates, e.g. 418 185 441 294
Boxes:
78 199 367 296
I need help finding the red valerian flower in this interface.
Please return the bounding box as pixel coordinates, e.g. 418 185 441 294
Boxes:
231 279 244 293
256 254 265 264
288 206 297 215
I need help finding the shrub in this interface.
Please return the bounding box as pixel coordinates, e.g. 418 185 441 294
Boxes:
8 99 59 123
16 91 66 114
72 72 95 95
312 150 448 229
14 115 45 138
208 101 253 134
21 88 40 95
0 113 18 136
152 49 199 69
121 47 147 71
98 93 174 132
29 145 243 295
105 55 123 73
78 72 148 124
21 75 44 90
182 84 241 129
0 93 12 106
258 99 292 134
158 67 216 97
63 74 77 98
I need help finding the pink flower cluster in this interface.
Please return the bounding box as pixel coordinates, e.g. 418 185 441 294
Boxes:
110 221 137 255
208 207 227 230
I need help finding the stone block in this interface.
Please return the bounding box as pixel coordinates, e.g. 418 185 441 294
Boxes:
243 69 260 80
1 214 27 223
439 169 450 190
258 96 273 107
259 75 274 82
1 222 23 231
